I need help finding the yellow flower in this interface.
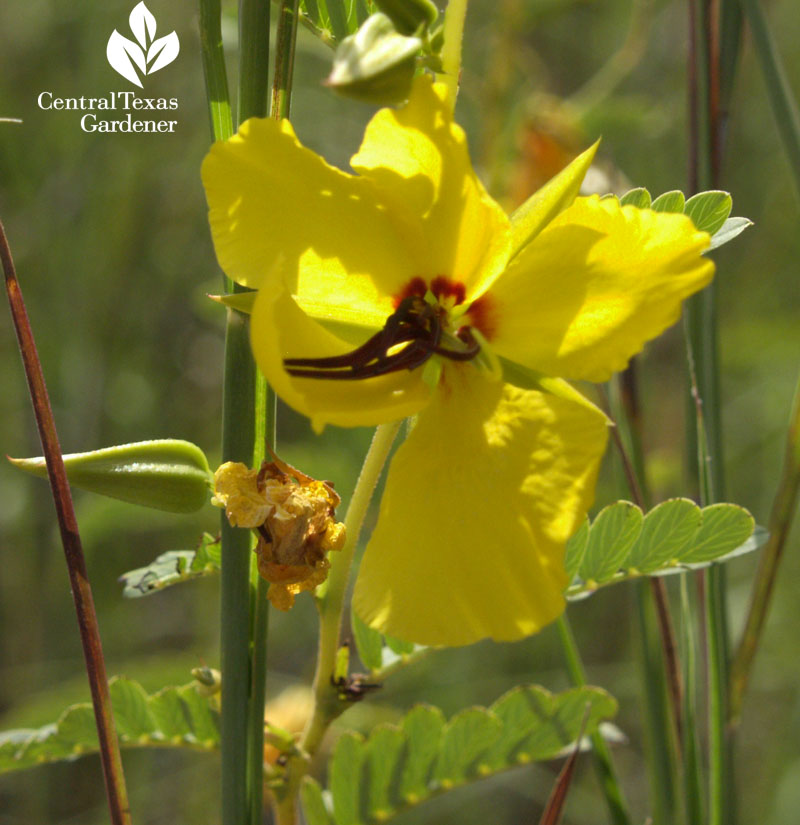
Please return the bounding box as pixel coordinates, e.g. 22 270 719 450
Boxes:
212 459 346 610
202 77 713 646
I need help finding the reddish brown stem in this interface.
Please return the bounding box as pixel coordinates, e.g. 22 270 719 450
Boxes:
688 0 700 193
708 0 723 185
0 218 132 825
605 393 684 742
650 577 684 744
539 708 591 825
538 740 582 825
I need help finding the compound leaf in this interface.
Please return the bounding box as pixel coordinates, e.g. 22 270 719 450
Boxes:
302 686 616 825
0 677 219 774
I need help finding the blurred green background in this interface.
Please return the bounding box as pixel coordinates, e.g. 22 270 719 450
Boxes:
0 0 798 822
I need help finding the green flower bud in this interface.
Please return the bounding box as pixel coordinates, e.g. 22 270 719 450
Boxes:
374 0 439 36
9 439 213 513
326 13 422 105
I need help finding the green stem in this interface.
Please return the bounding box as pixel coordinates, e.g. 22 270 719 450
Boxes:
706 568 728 825
302 421 402 756
680 574 705 825
199 0 234 143
220 310 258 825
738 0 800 202
439 0 468 110
238 0 271 123
274 793 299 825
248 570 270 825
556 617 632 825
272 0 300 120
634 584 678 825
730 373 800 722
198 4 257 823
246 375 274 824
199 1 268 822
237 3 273 821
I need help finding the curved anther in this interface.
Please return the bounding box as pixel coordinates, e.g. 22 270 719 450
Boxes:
284 296 480 380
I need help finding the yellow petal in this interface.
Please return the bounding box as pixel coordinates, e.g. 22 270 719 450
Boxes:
352 365 609 646
250 282 431 432
350 76 511 301
202 116 415 326
487 195 714 382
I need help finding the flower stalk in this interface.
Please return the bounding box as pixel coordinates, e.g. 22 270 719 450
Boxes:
1 219 132 825
302 420 402 757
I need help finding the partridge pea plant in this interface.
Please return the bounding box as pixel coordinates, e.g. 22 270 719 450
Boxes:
202 74 713 647
3 2 799 825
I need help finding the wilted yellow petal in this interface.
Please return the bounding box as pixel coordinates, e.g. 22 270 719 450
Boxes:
250 282 431 432
202 116 416 326
211 461 271 528
352 365 609 646
351 76 511 301
487 195 714 382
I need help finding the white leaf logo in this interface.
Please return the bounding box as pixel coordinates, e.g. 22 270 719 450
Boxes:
106 2 179 87
129 1 157 46
148 33 180 74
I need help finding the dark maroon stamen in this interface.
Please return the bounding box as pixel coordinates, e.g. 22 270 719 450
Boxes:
284 296 481 380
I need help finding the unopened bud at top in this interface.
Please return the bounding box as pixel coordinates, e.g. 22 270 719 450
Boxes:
326 13 423 105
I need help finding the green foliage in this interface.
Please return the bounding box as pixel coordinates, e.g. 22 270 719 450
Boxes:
619 187 651 208
707 216 753 250
0 677 220 774
301 685 617 824
579 500 643 583
119 533 221 597
352 612 385 671
8 440 213 513
565 499 760 599
615 187 751 250
684 191 733 235
651 190 686 213
351 612 420 673
302 775 335 825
